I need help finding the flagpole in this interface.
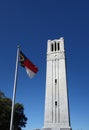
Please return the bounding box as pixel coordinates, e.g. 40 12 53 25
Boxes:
10 46 20 130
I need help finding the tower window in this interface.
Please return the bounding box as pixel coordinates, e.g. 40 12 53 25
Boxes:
51 44 53 51
55 79 57 84
55 42 56 51
55 101 57 106
58 43 60 50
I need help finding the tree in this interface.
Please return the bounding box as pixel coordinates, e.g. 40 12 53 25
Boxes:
0 91 6 98
0 91 27 130
14 103 27 130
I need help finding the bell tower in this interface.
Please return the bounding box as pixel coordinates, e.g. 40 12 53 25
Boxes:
43 37 72 130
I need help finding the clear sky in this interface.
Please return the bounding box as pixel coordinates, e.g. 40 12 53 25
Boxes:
0 0 89 130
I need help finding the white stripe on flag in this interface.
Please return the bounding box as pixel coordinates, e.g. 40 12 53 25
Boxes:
25 67 36 78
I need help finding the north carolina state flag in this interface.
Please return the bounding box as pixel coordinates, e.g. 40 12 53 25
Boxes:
19 51 38 78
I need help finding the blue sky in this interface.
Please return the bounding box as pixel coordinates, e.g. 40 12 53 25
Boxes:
0 0 89 130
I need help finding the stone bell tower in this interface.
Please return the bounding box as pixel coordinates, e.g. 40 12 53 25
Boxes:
43 37 72 130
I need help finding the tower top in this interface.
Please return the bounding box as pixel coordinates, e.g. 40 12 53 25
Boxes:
47 37 64 54
48 37 64 42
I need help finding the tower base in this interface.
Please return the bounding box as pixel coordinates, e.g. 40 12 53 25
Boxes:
42 128 72 130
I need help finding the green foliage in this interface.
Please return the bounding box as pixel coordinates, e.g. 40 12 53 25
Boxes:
0 91 27 130
0 91 6 98
14 103 27 130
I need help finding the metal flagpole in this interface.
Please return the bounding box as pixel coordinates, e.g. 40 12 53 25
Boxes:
10 46 20 130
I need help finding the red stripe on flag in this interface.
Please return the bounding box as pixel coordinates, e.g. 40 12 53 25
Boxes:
24 59 38 73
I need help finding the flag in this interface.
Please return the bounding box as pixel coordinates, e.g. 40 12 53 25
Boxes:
19 51 38 78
